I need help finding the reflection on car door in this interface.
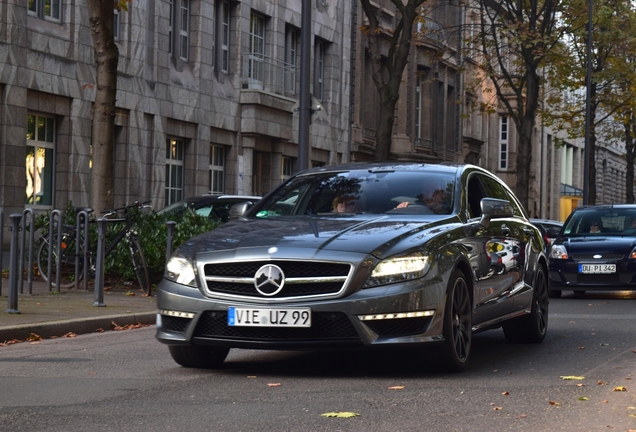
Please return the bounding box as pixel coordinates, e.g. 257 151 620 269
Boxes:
463 173 526 324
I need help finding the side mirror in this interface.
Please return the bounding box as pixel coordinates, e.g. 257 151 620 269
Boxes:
229 201 254 220
479 198 513 229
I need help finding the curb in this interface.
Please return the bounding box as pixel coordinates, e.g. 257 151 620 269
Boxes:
0 312 157 342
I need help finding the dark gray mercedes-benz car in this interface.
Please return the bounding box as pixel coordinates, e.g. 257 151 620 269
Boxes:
156 163 549 372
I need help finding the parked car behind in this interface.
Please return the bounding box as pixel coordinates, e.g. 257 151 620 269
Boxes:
157 194 261 223
156 162 549 372
548 205 636 297
530 218 563 250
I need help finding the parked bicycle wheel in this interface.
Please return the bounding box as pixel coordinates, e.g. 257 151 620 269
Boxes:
127 234 151 295
36 233 83 289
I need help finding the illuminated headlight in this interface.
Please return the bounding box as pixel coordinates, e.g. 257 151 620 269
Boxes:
165 254 197 287
364 251 431 288
549 245 568 260
630 247 636 259
159 309 195 319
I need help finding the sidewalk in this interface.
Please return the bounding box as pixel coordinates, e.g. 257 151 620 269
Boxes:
0 251 157 343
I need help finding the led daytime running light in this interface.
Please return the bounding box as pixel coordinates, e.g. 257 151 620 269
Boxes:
160 309 195 319
358 310 434 321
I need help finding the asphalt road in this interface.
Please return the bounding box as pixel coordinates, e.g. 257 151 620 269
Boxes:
0 291 634 432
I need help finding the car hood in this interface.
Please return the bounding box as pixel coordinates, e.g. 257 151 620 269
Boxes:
556 235 636 253
177 215 458 260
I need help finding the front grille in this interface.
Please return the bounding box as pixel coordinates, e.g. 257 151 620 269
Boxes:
572 253 623 260
204 260 351 299
363 317 433 338
161 315 191 333
193 311 360 341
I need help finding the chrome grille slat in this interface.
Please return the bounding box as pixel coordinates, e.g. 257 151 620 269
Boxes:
203 260 352 300
572 253 623 260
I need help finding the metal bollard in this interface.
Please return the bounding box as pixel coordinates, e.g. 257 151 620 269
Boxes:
6 214 22 314
166 221 177 261
18 208 35 295
0 207 4 296
93 218 107 307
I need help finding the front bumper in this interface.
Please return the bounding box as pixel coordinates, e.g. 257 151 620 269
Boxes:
549 259 636 289
155 275 448 350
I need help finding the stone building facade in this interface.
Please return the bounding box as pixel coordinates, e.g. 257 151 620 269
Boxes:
0 0 629 239
1 0 352 219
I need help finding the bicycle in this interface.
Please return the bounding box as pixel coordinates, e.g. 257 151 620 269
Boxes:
36 202 152 295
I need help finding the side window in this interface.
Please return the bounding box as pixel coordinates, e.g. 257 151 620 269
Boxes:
466 174 507 218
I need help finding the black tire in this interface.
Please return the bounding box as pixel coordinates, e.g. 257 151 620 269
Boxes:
127 235 151 295
168 345 229 368
435 270 472 372
573 290 586 295
36 236 82 289
503 266 549 344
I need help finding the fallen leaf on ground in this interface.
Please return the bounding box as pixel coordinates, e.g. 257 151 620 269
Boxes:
26 333 42 342
112 321 147 331
267 383 281 387
613 386 627 392
95 328 104 333
598 381 607 385
600 343 609 346
578 396 589 401
560 376 585 380
502 391 510 395
388 386 405 390
518 414 527 419
320 412 360 418
493 406 503 411
61 332 76 338
549 401 561 406
578 346 585 350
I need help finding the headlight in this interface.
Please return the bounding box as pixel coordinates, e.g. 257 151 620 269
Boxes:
165 254 197 287
630 247 636 259
549 245 568 259
364 251 431 288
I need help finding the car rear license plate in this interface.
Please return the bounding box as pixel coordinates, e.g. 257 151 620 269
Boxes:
227 307 311 327
578 264 616 274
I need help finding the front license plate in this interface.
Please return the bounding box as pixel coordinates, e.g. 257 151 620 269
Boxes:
227 307 311 327
578 264 616 274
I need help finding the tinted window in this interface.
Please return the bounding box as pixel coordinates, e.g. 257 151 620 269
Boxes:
251 170 456 217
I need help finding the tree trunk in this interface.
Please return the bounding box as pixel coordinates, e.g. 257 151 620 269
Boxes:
87 1 119 215
625 116 635 204
588 84 598 205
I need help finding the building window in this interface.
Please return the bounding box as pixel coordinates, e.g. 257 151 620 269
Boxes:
166 138 184 205
209 145 225 194
28 0 61 22
415 76 422 138
282 157 293 182
114 9 120 41
499 116 508 170
26 114 55 207
169 0 190 61
314 39 325 100
248 13 265 82
220 0 230 73
285 26 299 94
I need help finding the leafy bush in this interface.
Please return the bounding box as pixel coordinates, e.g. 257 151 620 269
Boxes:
35 202 220 286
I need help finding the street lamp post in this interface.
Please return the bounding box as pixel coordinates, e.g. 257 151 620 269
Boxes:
298 0 312 172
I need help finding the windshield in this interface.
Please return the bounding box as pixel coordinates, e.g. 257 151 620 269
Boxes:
562 208 636 236
250 169 456 218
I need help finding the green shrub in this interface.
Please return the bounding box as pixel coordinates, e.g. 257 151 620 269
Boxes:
36 202 220 286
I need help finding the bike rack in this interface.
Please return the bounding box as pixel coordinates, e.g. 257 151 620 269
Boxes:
46 210 63 293
76 210 91 291
93 218 108 307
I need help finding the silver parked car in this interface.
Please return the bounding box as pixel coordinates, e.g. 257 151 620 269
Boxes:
156 162 549 372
